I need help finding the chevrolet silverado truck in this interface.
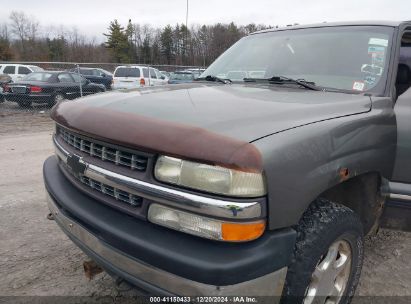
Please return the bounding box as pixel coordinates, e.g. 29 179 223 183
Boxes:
43 21 411 303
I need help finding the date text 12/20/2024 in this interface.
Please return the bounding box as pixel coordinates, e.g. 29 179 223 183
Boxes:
149 297 259 303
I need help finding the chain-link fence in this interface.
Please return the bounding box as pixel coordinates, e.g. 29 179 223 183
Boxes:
0 62 206 114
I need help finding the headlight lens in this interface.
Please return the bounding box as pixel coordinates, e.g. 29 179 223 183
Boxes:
154 156 266 197
148 203 266 242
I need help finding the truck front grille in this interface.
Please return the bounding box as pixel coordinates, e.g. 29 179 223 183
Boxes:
58 127 148 171
78 175 143 207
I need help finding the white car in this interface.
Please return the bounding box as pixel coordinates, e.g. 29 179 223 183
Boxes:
112 66 167 89
0 64 43 82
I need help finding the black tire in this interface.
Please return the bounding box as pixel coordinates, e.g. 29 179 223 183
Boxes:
281 199 364 304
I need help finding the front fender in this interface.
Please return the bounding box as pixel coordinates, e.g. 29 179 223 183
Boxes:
253 105 396 230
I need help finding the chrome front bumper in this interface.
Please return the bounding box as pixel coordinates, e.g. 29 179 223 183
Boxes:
47 193 287 297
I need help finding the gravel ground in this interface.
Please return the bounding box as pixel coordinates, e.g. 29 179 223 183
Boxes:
0 109 410 302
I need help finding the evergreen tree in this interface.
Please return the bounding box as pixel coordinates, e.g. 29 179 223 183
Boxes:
141 36 151 63
160 25 174 64
47 36 67 61
125 19 136 62
103 20 130 63
0 38 13 60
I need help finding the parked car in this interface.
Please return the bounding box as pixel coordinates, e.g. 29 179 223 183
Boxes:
113 66 167 89
4 71 105 107
167 71 196 84
44 21 411 302
69 67 113 90
150 67 168 85
159 70 171 79
0 74 12 103
0 64 43 82
183 68 205 78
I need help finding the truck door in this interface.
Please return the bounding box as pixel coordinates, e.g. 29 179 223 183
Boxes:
392 86 411 183
381 29 411 231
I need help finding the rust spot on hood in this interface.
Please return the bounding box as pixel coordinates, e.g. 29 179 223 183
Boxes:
51 102 263 173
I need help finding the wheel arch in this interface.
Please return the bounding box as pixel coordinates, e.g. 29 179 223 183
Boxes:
316 171 384 235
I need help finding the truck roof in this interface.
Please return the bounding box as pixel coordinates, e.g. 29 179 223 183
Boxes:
252 20 409 35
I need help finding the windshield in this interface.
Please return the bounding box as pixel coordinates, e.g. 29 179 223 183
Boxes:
202 26 394 93
100 69 112 76
23 72 53 82
170 73 194 80
114 67 140 78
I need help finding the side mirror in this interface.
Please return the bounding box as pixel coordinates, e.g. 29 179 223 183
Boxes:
161 76 165 80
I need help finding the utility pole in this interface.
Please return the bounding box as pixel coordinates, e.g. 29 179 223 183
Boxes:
185 0 188 65
76 64 83 97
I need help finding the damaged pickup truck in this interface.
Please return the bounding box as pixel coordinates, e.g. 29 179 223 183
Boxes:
43 21 411 303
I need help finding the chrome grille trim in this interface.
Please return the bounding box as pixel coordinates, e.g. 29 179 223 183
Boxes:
58 127 148 171
78 174 142 207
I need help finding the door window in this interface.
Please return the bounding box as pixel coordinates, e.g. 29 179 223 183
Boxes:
397 31 411 97
155 69 163 79
3 66 16 74
80 69 93 76
149 68 157 79
93 69 104 77
58 73 74 83
71 73 86 83
142 68 149 78
18 66 32 75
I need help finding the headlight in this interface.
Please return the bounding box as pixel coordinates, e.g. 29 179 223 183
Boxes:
154 156 266 197
148 203 265 242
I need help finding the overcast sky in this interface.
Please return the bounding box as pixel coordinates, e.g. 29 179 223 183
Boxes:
1 0 410 41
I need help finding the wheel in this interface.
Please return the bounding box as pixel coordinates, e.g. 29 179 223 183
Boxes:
49 93 65 107
281 199 364 304
54 93 65 103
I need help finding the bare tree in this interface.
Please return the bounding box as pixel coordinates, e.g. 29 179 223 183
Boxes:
9 11 40 59
0 23 10 41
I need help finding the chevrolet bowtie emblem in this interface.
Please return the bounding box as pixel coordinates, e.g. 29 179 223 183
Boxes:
67 154 87 176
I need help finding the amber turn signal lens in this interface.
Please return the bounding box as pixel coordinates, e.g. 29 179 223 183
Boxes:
222 221 266 242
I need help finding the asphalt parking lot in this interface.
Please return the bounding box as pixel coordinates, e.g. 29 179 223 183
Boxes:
0 105 410 300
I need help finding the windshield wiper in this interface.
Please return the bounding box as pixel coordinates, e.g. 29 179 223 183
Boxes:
243 76 323 91
195 75 232 84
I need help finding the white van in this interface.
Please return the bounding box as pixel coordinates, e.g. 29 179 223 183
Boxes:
112 66 167 89
0 64 43 82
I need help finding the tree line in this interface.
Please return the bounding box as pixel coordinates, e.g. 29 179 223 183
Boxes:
0 11 272 66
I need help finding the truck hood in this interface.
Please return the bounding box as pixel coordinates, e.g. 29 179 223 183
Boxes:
52 83 371 172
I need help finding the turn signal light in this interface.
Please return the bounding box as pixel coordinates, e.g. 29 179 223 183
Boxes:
221 222 266 242
140 78 146 86
30 86 42 93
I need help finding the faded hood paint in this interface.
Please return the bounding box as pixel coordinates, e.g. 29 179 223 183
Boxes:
51 83 371 172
